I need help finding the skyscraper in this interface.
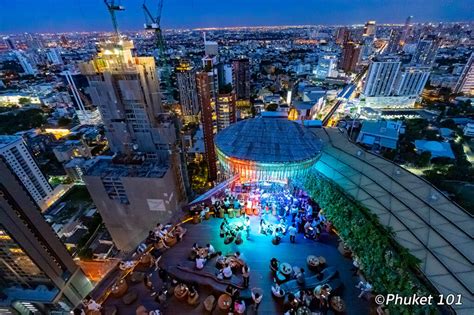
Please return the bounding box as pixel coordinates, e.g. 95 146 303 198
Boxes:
363 21 376 37
203 33 218 57
411 38 439 66
13 51 37 76
46 48 63 65
386 29 402 54
216 93 236 131
0 159 92 313
231 58 251 104
455 52 474 96
196 72 217 181
176 59 200 120
335 27 350 45
363 57 401 97
79 40 174 157
3 37 15 50
399 16 413 48
0 136 52 208
393 66 431 96
340 41 361 73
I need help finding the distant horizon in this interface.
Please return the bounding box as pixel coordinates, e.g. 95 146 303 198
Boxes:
0 0 472 34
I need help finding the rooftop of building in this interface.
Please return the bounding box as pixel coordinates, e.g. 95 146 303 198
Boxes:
215 117 323 164
0 135 22 149
85 156 168 179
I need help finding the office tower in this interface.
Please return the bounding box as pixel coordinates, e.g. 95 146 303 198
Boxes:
314 54 338 79
216 93 236 131
3 37 15 50
13 51 37 75
0 159 92 313
231 58 251 104
203 33 218 56
24 33 44 50
411 38 439 66
455 52 474 96
176 59 200 120
335 27 350 45
363 57 401 96
62 70 101 125
386 29 402 54
364 21 376 37
393 66 431 96
46 48 63 65
399 16 413 48
83 156 183 251
0 136 52 208
340 42 361 73
217 63 233 90
79 40 175 157
196 72 217 181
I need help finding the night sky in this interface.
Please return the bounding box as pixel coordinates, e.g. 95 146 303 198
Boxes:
0 0 472 34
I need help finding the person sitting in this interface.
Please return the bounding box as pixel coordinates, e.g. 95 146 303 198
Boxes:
296 268 305 286
206 243 216 258
145 230 157 244
195 255 206 270
224 230 235 244
187 286 199 305
234 298 246 314
270 257 279 272
287 293 300 309
303 219 312 238
189 243 199 260
221 263 233 279
272 227 282 244
172 224 186 241
235 231 243 244
226 284 239 299
271 280 285 298
215 251 225 269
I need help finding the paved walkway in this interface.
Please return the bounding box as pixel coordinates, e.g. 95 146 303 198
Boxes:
314 128 474 315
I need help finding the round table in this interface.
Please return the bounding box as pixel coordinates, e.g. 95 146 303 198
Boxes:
279 262 293 277
197 247 209 258
165 235 177 247
110 279 128 297
138 253 153 267
218 293 232 310
306 255 320 270
330 296 346 313
174 284 189 300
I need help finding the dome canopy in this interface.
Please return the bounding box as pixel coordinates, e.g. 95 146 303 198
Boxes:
215 118 322 163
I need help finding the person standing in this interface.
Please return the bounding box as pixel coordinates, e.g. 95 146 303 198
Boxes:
242 264 250 288
288 223 297 243
252 292 263 312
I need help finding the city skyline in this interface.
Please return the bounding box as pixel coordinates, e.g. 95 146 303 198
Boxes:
0 0 473 34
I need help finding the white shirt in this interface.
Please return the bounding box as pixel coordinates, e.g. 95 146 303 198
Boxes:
288 226 297 236
196 257 205 269
252 292 263 304
223 266 233 278
208 245 215 254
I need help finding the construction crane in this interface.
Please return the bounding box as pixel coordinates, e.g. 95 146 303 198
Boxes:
103 0 125 42
143 0 172 102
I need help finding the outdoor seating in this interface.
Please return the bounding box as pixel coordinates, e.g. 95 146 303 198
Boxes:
280 266 338 294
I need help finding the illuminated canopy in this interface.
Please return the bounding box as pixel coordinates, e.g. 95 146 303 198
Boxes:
215 117 323 182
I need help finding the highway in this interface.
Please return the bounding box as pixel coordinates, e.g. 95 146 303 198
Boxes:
321 69 366 126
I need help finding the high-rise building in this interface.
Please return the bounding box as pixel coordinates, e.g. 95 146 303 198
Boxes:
196 72 217 180
46 48 63 65
216 93 236 131
363 21 376 37
411 38 439 66
335 27 350 45
393 66 431 96
217 63 233 90
83 156 184 251
13 51 37 76
3 37 15 50
314 54 338 79
340 42 361 73
386 29 402 54
231 58 251 103
399 16 413 48
363 57 401 97
0 159 92 313
61 70 101 125
455 52 474 96
176 59 200 120
79 40 175 157
0 136 52 208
